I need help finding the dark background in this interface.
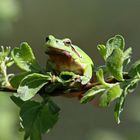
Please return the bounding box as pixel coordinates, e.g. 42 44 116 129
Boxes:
0 0 140 140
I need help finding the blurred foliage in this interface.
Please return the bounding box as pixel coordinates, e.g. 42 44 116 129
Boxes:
86 129 125 140
0 0 20 35
0 93 23 140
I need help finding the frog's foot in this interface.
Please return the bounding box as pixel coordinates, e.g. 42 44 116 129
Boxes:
80 76 90 85
74 75 90 85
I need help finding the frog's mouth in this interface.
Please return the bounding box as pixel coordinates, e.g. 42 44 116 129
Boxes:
45 46 71 58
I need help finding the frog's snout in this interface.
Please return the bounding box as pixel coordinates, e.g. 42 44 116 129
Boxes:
46 35 55 42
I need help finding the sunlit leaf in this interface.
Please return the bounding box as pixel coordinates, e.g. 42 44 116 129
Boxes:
17 73 51 101
80 85 105 104
123 47 132 61
106 48 124 81
99 84 122 107
96 68 110 87
11 42 41 72
106 35 125 59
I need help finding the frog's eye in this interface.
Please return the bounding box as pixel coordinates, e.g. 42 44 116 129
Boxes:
63 38 72 46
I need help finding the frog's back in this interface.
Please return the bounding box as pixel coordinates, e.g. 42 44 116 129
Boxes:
72 45 94 84
73 45 94 66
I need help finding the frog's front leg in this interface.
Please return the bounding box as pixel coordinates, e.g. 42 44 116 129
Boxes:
80 76 90 85
80 65 93 85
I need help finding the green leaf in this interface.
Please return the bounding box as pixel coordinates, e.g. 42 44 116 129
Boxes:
123 47 132 66
129 60 140 78
106 35 125 59
22 101 41 140
40 100 60 133
114 96 125 124
99 84 122 107
20 100 60 140
44 82 62 94
0 46 11 61
59 71 80 86
106 48 124 81
10 72 31 88
10 96 25 107
121 78 140 96
123 47 132 61
114 78 140 124
11 42 41 72
59 71 76 81
97 44 107 60
17 73 51 101
29 121 41 140
96 68 110 87
80 85 105 104
126 79 139 93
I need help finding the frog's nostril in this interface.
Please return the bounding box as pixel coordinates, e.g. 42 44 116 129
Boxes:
46 37 49 42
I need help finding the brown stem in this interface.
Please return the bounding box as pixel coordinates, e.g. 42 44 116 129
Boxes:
0 73 131 97
46 73 131 97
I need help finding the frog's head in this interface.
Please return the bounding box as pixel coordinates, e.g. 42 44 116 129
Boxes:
45 35 81 57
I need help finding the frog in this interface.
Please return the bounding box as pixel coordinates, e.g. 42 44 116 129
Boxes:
45 35 94 85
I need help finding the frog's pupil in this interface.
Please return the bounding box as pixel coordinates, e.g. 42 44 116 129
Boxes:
65 41 71 44
63 39 72 46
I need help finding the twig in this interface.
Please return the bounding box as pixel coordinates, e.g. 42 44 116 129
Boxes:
0 73 131 97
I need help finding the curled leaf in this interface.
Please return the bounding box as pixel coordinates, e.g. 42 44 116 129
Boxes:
106 35 125 58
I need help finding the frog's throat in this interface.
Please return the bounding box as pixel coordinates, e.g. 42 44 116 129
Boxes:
45 46 87 76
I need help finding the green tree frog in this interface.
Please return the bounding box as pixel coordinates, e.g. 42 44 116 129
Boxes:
45 35 94 85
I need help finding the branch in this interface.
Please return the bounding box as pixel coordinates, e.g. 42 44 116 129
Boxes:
0 73 131 98
42 73 131 97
